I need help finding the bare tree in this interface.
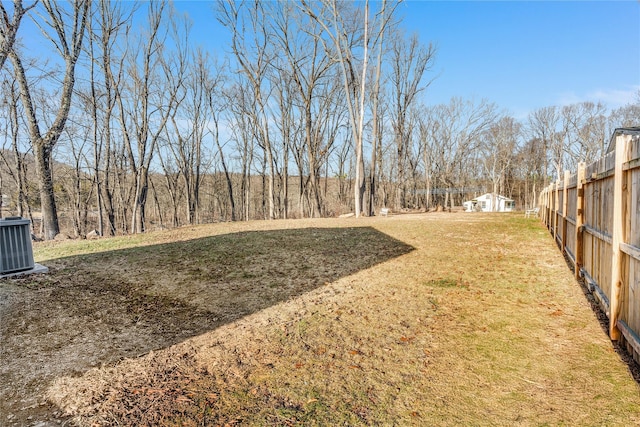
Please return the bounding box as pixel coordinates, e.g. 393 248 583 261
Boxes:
367 0 393 216
270 67 296 219
8 0 90 239
117 1 184 233
163 48 218 226
416 108 436 209
0 77 34 222
224 79 257 221
218 0 277 219
269 1 337 218
211 106 236 221
516 137 546 209
561 101 607 167
427 97 499 209
389 32 435 209
156 140 183 227
527 106 561 183
608 96 640 136
85 0 135 236
480 116 520 209
300 0 370 217
14 0 636 233
60 123 93 237
0 0 37 71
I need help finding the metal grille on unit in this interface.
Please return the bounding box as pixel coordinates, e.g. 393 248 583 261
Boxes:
0 217 35 274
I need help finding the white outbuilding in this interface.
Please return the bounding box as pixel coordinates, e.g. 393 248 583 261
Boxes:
463 193 515 212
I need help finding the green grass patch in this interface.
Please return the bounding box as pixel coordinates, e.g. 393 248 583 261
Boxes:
425 278 459 287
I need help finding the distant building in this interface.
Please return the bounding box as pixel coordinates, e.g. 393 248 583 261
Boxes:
463 193 515 212
605 127 640 153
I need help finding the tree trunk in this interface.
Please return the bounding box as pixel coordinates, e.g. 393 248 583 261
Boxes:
34 143 59 239
132 167 149 233
7 0 89 239
216 130 236 221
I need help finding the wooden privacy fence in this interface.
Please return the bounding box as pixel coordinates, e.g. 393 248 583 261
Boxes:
539 127 640 363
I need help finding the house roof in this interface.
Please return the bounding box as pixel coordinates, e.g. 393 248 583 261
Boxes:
470 193 514 202
606 127 640 154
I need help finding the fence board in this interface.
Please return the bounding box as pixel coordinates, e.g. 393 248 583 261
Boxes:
600 240 613 304
630 257 640 339
627 139 640 360
567 186 577 221
566 221 576 261
623 145 640 339
538 128 640 348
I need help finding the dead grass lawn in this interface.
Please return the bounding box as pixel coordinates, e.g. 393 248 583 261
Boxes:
2 213 639 426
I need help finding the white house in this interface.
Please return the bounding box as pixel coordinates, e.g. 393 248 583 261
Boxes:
463 193 515 212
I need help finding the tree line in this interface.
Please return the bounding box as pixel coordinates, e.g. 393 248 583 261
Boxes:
0 0 637 239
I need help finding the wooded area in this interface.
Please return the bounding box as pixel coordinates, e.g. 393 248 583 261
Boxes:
0 0 638 239
539 128 640 363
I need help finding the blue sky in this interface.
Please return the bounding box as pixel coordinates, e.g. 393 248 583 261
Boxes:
15 1 640 119
174 0 640 119
395 0 640 117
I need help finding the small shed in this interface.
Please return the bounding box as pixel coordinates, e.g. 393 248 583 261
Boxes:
464 193 515 212
605 127 640 153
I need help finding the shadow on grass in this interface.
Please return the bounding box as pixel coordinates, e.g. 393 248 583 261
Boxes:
0 226 414 424
556 244 640 386
574 275 640 385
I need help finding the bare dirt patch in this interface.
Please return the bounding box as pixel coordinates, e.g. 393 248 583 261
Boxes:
2 213 640 426
1 224 412 426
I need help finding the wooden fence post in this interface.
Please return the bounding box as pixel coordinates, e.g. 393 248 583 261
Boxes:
550 183 555 233
540 187 547 226
575 162 586 279
548 183 552 229
549 182 556 231
554 180 560 243
548 183 554 229
548 183 552 228
540 187 549 226
543 186 548 225
562 170 570 254
610 134 631 340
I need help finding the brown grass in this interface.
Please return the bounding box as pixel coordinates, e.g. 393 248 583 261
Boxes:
2 213 639 426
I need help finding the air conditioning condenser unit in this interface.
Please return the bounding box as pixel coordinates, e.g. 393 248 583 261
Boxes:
0 217 35 274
